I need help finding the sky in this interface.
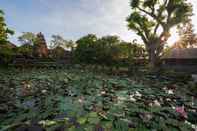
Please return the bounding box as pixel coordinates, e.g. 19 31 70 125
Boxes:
0 0 197 45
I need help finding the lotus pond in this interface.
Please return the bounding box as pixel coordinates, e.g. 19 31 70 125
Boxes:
0 68 197 131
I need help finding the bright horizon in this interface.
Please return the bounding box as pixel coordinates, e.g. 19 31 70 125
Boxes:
0 0 197 45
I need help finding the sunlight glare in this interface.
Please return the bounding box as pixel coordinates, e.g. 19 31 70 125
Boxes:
167 27 179 46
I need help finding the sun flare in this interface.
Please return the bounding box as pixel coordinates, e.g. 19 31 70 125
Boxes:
167 28 179 46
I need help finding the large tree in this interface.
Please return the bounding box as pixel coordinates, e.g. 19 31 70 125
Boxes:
0 9 14 43
74 34 98 64
17 32 36 57
18 32 36 45
97 35 121 67
50 35 75 50
50 35 66 49
0 9 14 64
127 0 192 69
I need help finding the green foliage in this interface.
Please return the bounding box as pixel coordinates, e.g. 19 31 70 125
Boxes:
0 68 196 130
74 34 146 68
127 0 193 68
74 34 98 64
16 44 33 57
50 46 66 59
18 32 36 45
50 35 74 50
96 35 122 66
0 9 15 64
0 9 14 44
0 44 15 64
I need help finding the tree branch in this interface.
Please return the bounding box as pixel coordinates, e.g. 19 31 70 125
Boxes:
136 29 148 45
153 0 168 36
137 7 165 29
164 0 169 7
137 7 156 18
153 23 160 36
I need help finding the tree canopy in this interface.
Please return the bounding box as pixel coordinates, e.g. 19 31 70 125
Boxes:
50 35 75 50
0 9 15 64
127 0 193 69
18 32 36 45
74 34 146 68
0 9 14 44
74 34 98 64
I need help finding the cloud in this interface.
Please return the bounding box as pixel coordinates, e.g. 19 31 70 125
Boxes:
4 0 197 45
7 0 137 44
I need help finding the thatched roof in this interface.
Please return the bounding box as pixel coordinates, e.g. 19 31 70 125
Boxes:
20 43 33 48
0 42 16 50
7 42 17 48
164 48 197 59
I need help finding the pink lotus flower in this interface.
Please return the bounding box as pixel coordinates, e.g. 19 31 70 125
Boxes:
176 106 188 119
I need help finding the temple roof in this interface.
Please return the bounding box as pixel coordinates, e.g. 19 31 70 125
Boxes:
164 48 197 59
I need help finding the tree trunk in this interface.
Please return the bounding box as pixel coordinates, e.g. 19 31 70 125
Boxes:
149 49 157 69
147 38 165 72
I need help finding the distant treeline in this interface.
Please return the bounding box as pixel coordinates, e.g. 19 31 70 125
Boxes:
1 31 147 68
